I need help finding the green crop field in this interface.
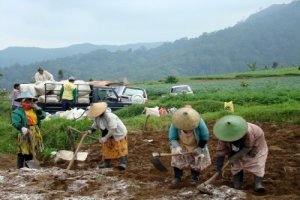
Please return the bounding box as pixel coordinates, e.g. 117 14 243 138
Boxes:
1 67 299 157
143 76 300 97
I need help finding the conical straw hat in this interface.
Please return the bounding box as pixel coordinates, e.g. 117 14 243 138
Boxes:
15 91 37 102
86 102 107 119
213 115 248 142
172 107 200 130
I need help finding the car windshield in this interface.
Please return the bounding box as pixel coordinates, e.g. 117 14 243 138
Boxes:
96 88 117 100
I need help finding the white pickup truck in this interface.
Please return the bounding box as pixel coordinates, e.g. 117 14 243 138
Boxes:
21 81 147 113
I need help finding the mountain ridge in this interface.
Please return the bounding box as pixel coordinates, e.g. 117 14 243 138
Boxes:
1 1 300 89
0 42 164 68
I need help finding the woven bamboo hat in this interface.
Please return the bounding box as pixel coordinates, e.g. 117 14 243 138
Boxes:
213 115 248 142
86 102 107 119
15 91 37 102
172 107 200 130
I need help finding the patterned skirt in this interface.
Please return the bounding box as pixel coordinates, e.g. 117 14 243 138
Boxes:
18 125 44 155
171 147 211 171
102 136 128 159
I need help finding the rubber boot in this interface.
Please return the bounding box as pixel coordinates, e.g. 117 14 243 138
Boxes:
233 170 244 189
191 169 200 182
171 167 183 185
254 175 265 193
99 159 111 168
17 154 25 169
118 155 128 170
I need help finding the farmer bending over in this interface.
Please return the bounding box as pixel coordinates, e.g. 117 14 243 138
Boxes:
214 115 268 192
11 92 45 168
169 106 211 185
84 102 128 170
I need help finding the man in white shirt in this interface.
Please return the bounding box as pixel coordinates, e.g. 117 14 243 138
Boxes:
34 67 54 82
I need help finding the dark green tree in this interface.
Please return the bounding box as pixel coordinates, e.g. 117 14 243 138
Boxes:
0 71 2 89
58 69 64 81
272 62 278 69
165 75 179 84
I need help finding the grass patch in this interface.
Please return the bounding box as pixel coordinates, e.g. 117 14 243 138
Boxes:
189 66 300 80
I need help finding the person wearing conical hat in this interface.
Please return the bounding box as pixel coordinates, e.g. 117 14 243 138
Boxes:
169 106 211 185
213 115 268 193
11 92 46 168
84 102 128 170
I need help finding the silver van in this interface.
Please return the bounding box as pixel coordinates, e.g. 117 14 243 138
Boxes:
170 85 194 95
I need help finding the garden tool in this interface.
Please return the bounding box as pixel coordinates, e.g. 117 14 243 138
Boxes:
142 115 150 133
151 152 192 172
197 160 230 194
67 128 76 152
67 132 88 170
25 132 41 169
67 126 100 142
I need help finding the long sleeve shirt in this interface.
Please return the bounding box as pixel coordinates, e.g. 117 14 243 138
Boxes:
10 89 21 107
91 109 127 140
216 123 268 176
34 70 54 82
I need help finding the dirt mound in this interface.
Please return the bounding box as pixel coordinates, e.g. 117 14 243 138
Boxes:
0 153 15 170
0 122 299 199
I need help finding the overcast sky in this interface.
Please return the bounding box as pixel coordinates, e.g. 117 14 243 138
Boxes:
0 0 294 50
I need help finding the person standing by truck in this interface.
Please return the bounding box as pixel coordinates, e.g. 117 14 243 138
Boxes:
34 67 55 82
60 76 77 111
10 83 21 110
11 92 46 168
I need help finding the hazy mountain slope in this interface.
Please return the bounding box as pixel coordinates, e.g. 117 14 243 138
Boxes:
0 42 163 68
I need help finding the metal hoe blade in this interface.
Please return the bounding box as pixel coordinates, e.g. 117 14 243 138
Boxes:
25 159 40 169
26 132 41 169
150 157 168 172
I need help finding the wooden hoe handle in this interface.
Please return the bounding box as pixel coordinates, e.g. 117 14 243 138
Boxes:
67 133 88 170
68 126 99 141
152 152 192 157
203 160 230 185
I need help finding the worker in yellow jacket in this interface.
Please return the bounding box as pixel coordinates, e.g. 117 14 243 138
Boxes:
60 76 77 110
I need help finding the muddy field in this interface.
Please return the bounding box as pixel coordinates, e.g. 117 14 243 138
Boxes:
0 123 299 199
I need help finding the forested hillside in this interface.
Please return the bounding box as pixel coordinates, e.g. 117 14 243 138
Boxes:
1 1 300 89
0 42 163 68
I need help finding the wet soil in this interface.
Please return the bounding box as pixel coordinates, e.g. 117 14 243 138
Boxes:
0 122 299 199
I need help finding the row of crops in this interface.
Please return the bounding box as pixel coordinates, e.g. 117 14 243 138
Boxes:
142 76 300 104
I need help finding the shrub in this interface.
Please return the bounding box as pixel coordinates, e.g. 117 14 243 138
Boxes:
165 76 178 84
240 81 249 87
